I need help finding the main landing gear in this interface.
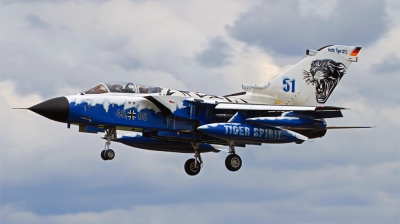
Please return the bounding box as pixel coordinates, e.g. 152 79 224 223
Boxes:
101 149 115 160
225 141 242 172
183 141 242 176
101 126 116 161
184 143 203 176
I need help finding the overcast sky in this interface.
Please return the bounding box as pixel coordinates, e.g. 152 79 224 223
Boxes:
1 0 399 223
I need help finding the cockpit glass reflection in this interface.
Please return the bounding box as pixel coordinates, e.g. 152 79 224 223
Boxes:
84 84 108 94
104 82 137 93
137 84 161 93
83 82 161 94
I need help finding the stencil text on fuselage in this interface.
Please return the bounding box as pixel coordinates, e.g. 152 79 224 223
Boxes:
224 125 281 139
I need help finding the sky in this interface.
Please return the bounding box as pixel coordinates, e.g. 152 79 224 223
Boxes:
0 0 399 223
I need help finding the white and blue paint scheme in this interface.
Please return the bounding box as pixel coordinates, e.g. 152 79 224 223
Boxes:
23 45 371 176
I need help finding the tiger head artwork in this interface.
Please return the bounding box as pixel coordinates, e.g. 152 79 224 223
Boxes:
303 59 347 104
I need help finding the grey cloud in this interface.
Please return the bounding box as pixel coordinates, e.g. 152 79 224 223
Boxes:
92 36 143 70
25 15 51 29
313 191 376 207
1 25 227 98
0 32 144 98
116 56 142 70
93 35 130 52
371 53 400 74
2 0 112 4
330 59 400 106
228 0 388 55
196 38 232 68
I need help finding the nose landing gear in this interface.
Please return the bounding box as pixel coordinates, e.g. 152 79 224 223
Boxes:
184 143 203 176
184 158 201 176
101 126 116 161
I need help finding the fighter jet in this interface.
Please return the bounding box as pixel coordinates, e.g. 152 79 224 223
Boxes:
21 45 370 176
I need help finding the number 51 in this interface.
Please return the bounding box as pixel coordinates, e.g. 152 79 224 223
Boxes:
283 78 295 93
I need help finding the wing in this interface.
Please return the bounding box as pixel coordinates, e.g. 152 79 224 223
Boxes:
214 102 345 119
144 95 346 120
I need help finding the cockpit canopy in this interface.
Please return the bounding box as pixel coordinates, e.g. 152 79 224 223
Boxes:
83 82 162 94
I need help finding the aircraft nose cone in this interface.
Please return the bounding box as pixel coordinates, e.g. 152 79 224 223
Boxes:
29 97 70 122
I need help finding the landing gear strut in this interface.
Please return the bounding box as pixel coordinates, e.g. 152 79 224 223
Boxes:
101 126 116 161
225 141 242 172
184 143 202 176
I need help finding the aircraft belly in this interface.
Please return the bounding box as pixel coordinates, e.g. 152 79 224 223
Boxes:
114 133 219 153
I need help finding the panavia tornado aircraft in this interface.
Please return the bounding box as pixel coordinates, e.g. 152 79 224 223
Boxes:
20 45 370 176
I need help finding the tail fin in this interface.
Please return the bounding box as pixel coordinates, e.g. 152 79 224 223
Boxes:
242 45 361 106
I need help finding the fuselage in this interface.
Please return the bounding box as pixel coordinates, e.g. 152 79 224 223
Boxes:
27 82 306 145
64 82 253 132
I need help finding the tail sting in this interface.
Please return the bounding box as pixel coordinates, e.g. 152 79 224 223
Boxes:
242 45 361 106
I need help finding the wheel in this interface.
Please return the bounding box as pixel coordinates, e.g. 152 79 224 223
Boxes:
101 150 108 161
225 154 242 172
184 158 201 176
105 149 115 160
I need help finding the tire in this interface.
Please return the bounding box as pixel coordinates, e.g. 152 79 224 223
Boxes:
184 158 201 176
225 154 242 172
101 150 108 161
105 149 115 160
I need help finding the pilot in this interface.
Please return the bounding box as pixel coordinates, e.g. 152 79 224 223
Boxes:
124 84 135 93
110 84 122 92
139 85 148 93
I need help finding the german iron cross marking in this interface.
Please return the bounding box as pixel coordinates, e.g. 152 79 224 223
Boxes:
126 110 136 120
